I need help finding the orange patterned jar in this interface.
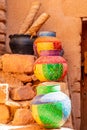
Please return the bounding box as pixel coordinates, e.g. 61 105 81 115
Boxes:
33 31 64 57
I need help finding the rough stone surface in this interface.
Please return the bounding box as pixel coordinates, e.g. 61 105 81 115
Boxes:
0 83 9 103
0 104 10 123
12 108 34 125
62 0 87 17
10 83 35 101
0 71 23 88
1 54 35 73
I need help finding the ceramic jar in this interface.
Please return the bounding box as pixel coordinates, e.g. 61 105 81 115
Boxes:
33 31 64 57
9 34 37 55
32 82 71 129
34 56 68 81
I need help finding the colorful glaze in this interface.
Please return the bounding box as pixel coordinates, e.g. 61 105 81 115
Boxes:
34 56 68 81
32 91 71 128
33 36 64 57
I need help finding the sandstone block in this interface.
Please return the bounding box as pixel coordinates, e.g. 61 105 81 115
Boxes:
0 0 6 11
0 71 23 87
0 22 6 34
0 10 6 22
31 74 38 81
0 83 9 103
6 99 31 109
12 108 34 125
0 104 10 124
6 100 31 119
2 54 35 73
13 74 32 83
10 83 35 101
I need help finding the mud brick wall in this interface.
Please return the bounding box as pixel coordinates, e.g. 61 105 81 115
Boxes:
0 0 6 55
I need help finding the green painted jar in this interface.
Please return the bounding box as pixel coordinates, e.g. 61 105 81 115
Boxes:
31 82 71 129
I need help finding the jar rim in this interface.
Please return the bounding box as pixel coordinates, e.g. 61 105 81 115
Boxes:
38 31 56 37
9 34 37 39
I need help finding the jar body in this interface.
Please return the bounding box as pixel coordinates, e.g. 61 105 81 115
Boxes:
34 56 68 81
9 34 37 55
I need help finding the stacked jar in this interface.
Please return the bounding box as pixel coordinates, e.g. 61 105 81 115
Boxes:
32 31 71 129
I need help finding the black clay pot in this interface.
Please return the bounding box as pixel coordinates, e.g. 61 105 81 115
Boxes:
9 34 37 55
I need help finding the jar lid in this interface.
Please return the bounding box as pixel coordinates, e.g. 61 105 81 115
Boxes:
38 31 56 37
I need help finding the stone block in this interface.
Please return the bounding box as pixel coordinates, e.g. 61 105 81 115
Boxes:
0 71 23 88
0 104 10 124
1 54 35 73
13 74 33 83
10 83 35 101
12 108 34 125
0 83 9 103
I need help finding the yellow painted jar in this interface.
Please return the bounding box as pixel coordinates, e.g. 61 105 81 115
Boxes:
33 31 64 57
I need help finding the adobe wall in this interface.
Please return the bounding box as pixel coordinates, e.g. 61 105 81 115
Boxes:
62 0 87 17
